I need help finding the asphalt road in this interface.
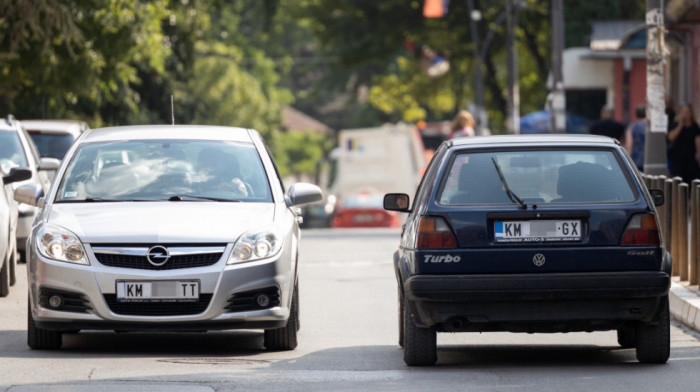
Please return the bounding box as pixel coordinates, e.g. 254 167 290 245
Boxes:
2 228 700 391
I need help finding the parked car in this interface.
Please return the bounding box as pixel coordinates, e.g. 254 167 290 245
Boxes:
0 167 32 296
22 120 89 160
0 116 60 262
332 192 401 228
385 134 670 365
14 125 322 350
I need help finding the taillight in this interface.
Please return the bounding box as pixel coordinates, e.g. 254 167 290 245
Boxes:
621 214 660 245
416 217 457 249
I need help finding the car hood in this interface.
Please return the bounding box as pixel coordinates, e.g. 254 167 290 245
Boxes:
46 202 276 243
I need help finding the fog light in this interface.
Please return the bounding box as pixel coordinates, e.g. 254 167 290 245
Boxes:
48 295 64 309
255 294 270 308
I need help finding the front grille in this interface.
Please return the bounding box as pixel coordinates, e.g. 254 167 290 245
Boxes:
91 244 225 270
224 287 280 313
103 294 213 316
40 288 92 313
95 253 222 270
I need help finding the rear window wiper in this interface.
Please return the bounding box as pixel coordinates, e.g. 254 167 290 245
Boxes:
168 195 242 202
490 157 528 210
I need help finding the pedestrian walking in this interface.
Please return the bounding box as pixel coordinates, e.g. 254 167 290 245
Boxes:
589 105 626 143
625 105 646 171
667 103 700 183
449 110 475 139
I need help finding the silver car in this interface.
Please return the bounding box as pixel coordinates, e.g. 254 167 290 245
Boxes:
14 125 323 350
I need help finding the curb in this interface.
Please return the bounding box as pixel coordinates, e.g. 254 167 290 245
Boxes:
670 280 700 331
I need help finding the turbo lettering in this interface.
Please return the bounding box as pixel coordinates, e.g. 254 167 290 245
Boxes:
424 255 461 263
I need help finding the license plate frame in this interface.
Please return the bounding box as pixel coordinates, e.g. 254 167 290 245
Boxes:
115 280 200 303
494 220 582 243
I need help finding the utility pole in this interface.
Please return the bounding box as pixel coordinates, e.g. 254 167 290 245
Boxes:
644 0 668 175
505 0 520 134
551 0 566 133
467 0 485 135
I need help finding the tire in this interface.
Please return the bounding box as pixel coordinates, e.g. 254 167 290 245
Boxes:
635 296 670 364
27 301 62 350
0 258 9 297
402 296 437 366
264 283 298 351
617 326 636 348
398 287 404 348
9 247 16 287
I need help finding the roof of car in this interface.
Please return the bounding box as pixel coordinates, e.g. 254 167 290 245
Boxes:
449 134 619 148
21 120 88 136
79 125 256 143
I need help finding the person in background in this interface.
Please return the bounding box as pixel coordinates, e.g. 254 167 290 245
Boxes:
449 110 475 139
625 105 646 172
667 103 700 184
589 105 626 143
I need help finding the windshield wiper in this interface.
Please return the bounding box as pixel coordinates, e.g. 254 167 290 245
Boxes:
82 198 123 202
490 157 527 210
168 195 241 202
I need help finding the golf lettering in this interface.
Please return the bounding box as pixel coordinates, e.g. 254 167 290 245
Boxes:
424 255 461 263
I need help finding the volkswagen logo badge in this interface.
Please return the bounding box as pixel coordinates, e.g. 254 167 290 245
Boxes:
532 253 546 267
147 245 171 266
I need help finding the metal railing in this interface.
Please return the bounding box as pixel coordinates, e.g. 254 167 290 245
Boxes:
642 175 700 284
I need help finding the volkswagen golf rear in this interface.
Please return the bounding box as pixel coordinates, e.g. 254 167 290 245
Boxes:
385 135 671 366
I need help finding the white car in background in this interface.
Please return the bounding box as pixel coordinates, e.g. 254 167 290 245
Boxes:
0 116 60 263
22 120 89 161
15 125 323 350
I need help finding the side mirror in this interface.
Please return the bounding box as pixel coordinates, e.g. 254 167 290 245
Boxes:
14 183 45 208
3 168 32 185
38 157 60 171
286 183 323 207
384 193 410 212
649 189 664 207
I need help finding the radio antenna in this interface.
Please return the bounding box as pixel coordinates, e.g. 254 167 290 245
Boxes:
170 94 175 125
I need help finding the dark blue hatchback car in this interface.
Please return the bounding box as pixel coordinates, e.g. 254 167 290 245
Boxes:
384 135 670 366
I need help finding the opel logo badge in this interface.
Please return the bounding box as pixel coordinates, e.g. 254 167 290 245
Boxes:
147 245 171 266
532 253 546 267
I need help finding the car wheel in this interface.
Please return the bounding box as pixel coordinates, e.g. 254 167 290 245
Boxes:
402 296 437 366
617 326 636 348
398 286 404 348
264 283 298 351
0 258 9 297
27 300 62 350
635 296 670 364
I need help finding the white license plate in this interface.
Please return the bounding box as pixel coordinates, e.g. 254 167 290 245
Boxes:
116 280 199 302
494 220 581 242
352 214 375 223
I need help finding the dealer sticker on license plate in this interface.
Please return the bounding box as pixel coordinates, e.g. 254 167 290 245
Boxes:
116 280 199 302
494 220 581 242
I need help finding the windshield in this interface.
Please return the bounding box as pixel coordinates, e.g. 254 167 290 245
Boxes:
341 194 384 209
56 139 272 203
438 149 636 205
0 131 29 172
28 132 76 159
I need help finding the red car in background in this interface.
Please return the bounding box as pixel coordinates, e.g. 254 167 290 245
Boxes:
332 193 401 228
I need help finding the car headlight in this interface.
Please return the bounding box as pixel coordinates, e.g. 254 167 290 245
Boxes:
229 228 283 264
35 224 89 265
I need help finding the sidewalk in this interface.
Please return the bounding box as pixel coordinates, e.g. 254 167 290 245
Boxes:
670 277 700 331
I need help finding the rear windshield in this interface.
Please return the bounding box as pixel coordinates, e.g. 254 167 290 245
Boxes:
28 133 76 159
437 149 636 205
55 139 272 203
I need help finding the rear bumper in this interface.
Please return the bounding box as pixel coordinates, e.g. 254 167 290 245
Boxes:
403 271 670 330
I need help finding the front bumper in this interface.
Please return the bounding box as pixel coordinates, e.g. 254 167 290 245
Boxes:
403 271 670 330
28 244 294 332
